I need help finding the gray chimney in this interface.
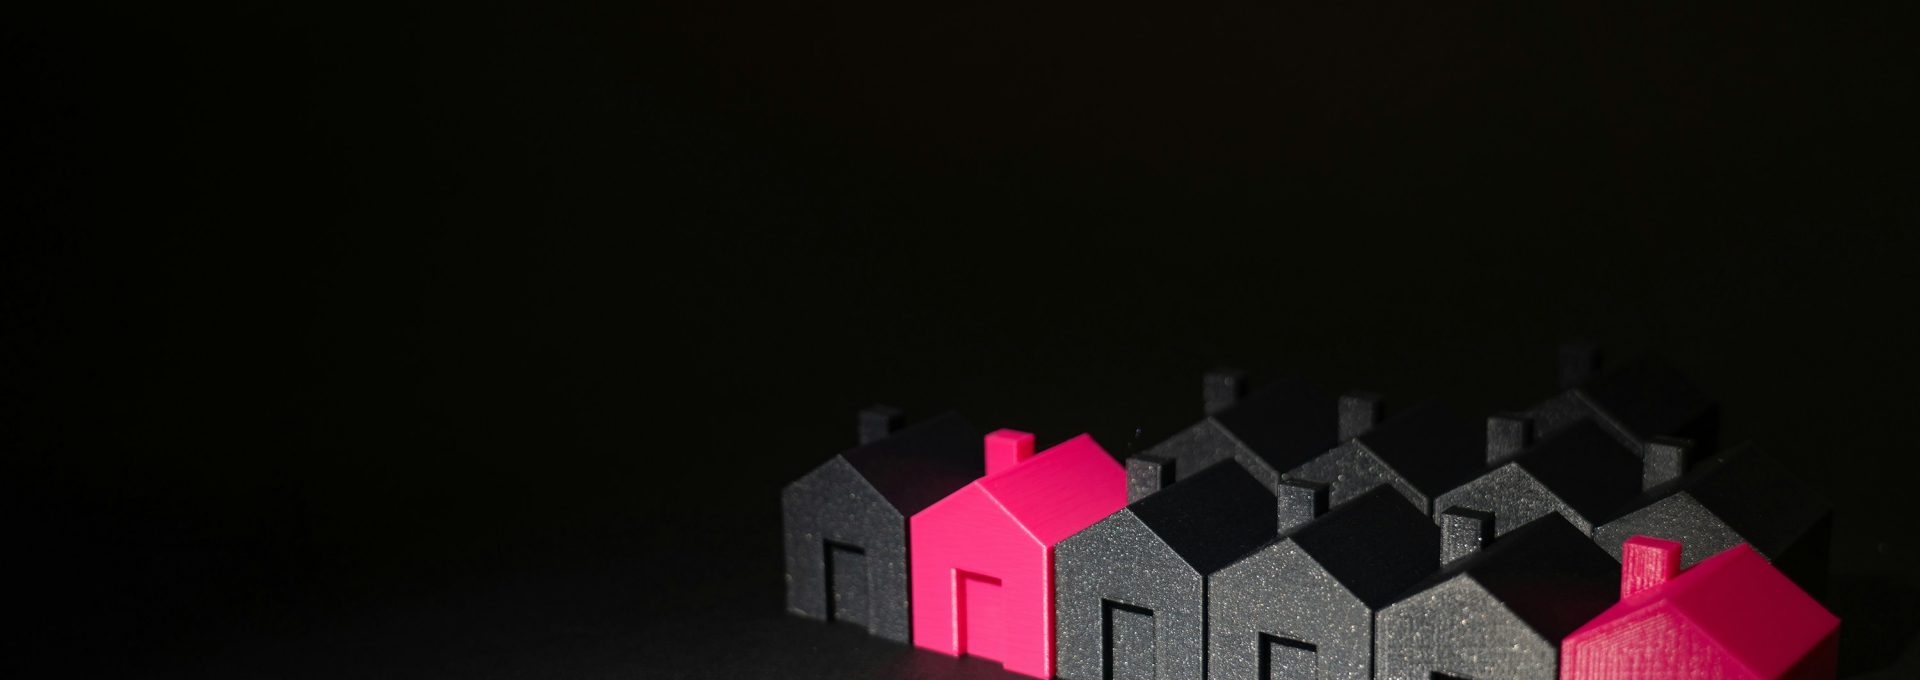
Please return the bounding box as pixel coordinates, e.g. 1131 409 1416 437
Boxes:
1439 506 1495 566
1486 413 1534 466
1642 437 1693 491
857 405 902 445
1277 478 1330 534
1338 391 1385 441
1127 454 1177 503
1203 368 1248 416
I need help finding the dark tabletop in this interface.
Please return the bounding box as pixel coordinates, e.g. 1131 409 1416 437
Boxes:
6 1 1918 677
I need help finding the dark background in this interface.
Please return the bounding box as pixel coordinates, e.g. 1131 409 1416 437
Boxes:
6 1 1918 677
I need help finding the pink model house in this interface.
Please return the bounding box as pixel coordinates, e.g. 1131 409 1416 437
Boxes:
1561 536 1840 680
909 429 1127 679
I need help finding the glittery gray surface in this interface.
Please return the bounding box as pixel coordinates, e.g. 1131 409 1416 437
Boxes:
782 457 913 643
1054 513 1206 680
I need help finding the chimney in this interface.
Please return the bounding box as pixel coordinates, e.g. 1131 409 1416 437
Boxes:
1127 454 1176 503
1203 369 1247 416
1642 437 1692 491
1439 507 1495 566
1338 392 1385 441
858 405 903 445
1486 413 1534 466
1276 479 1329 534
1619 535 1683 599
1559 342 1603 389
985 429 1036 476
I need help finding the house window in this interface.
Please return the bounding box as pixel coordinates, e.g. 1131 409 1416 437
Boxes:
1102 599 1156 680
824 541 868 627
1258 633 1317 680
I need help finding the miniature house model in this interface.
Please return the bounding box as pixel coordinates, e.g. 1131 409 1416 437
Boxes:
1207 486 1441 680
1432 417 1645 537
909 429 1126 679
1561 536 1839 680
1290 402 1488 513
1141 372 1352 494
780 408 981 642
1053 462 1279 680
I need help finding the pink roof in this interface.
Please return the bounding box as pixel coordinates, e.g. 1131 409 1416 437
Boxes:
1567 539 1838 679
976 433 1126 546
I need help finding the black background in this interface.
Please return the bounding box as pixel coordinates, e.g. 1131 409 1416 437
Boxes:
6 1 1919 677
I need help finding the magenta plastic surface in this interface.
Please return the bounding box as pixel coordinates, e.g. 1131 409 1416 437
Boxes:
1562 536 1840 680
908 429 1127 678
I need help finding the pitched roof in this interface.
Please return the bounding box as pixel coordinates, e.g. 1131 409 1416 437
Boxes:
977 434 1126 545
1511 419 1643 523
1407 514 1619 641
1129 462 1277 574
1624 445 1828 557
1645 544 1837 676
1354 402 1486 498
1573 354 1715 443
1210 378 1340 474
1288 487 1440 608
839 412 983 514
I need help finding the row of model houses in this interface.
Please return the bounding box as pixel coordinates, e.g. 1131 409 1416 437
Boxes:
781 351 1837 679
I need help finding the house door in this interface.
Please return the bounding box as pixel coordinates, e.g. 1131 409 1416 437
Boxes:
1103 599 1156 680
1259 633 1318 680
956 570 1004 661
825 541 868 627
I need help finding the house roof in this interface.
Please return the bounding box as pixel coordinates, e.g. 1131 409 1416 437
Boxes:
1624 445 1828 557
1353 402 1486 498
1129 462 1277 574
976 433 1125 546
1510 419 1643 523
1573 354 1715 443
1656 545 1838 675
1210 378 1340 474
839 412 984 515
1288 487 1440 609
1405 514 1618 642
1579 543 1838 678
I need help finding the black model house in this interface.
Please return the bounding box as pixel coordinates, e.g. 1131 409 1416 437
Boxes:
1530 350 1720 455
1139 371 1372 495
781 408 981 643
1053 462 1280 680
1373 513 1620 680
1286 402 1488 513
1206 487 1441 680
1429 417 1646 537
1593 444 1832 594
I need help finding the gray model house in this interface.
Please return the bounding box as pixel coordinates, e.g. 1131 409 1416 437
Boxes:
1430 417 1645 537
781 408 981 643
1373 513 1620 680
1530 351 1719 454
1206 487 1441 680
1139 370 1377 495
1286 402 1488 513
1593 444 1832 594
1054 462 1281 680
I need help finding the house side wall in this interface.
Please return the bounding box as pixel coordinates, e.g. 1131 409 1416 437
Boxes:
781 457 911 642
1376 578 1559 680
1561 603 1755 680
1433 466 1579 536
1287 443 1426 513
1208 542 1371 680
909 486 1054 678
1055 513 1205 680
1144 419 1248 483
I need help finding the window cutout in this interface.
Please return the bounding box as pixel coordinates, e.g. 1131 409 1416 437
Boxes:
1102 599 1156 680
824 541 868 627
1258 633 1317 680
956 570 1004 660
